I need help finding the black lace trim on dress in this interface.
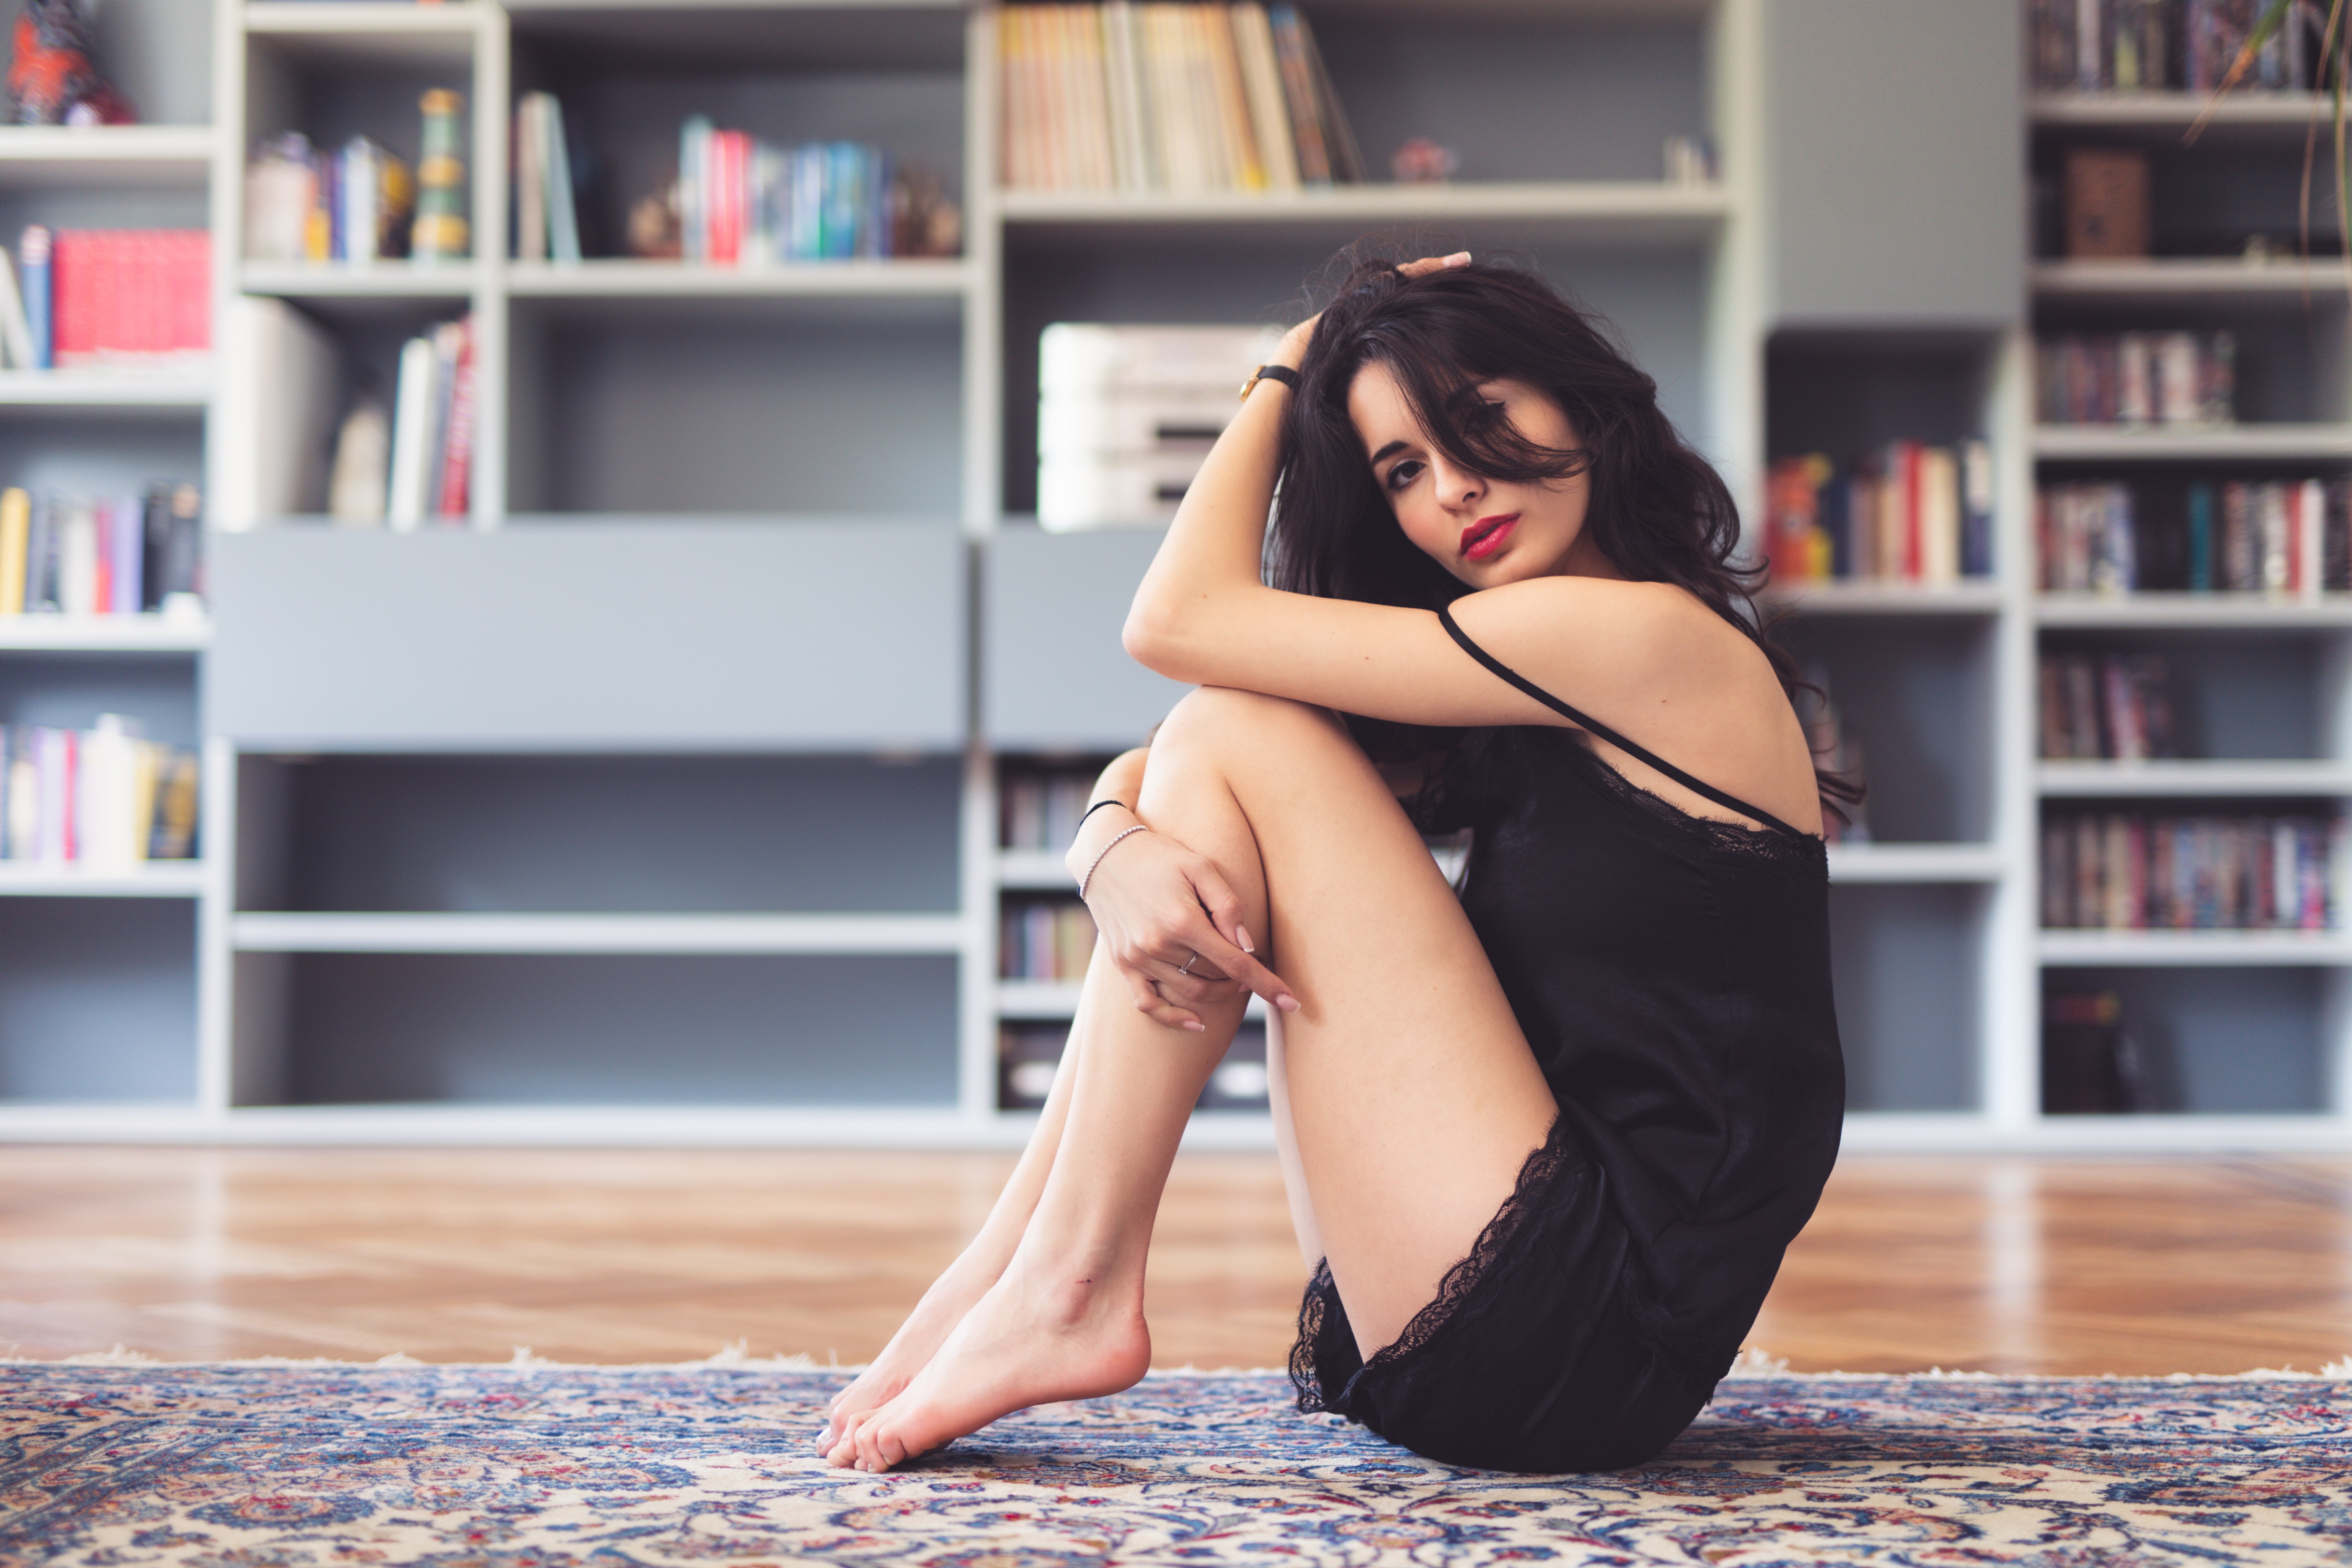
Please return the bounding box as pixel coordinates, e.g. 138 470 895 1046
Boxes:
1290 1114 1582 1416
1562 735 1826 874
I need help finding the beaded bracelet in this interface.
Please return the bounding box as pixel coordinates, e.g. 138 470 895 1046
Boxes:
1078 825 1149 900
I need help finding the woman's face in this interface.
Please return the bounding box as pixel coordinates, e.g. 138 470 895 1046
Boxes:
1347 360 1614 587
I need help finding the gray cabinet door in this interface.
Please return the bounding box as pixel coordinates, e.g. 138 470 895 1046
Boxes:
983 527 1190 751
1764 0 2025 328
210 520 966 751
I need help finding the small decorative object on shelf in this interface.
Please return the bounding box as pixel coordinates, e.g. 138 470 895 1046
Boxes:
327 393 390 527
410 89 469 262
6 0 132 126
1037 323 1280 530
998 1 1361 193
1764 441 1994 585
2042 991 2161 1114
1662 133 1715 185
2038 651 2182 760
0 482 201 618
0 714 199 867
1388 136 1457 184
2036 476 2349 593
2036 331 2235 427
2040 808 2340 930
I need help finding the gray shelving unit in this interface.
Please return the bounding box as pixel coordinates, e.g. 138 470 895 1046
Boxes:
2 0 2342 1151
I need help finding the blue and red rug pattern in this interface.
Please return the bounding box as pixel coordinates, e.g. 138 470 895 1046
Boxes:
2 1360 2348 1565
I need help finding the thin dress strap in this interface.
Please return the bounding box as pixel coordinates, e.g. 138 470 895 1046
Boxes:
1436 602 1810 841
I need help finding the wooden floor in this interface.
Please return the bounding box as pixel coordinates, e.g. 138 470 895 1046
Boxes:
0 1148 2346 1375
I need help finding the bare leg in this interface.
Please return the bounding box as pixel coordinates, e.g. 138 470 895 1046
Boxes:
815 1002 1090 1447
833 689 1557 1470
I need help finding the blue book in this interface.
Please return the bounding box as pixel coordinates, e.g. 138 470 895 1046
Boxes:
2187 482 2214 593
19 226 49 371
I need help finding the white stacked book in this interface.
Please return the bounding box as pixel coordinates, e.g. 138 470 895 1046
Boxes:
1037 322 1281 531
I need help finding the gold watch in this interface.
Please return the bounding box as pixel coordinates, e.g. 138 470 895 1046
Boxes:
1238 363 1301 403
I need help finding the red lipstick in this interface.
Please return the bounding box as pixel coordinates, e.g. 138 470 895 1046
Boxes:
1460 513 1518 562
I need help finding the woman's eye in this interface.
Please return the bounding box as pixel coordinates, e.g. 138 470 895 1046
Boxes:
1383 460 1423 493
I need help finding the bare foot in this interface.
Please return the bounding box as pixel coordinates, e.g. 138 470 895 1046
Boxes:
815 1258 1006 1452
825 1261 1151 1471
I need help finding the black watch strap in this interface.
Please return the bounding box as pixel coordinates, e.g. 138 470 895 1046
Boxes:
1239 363 1300 402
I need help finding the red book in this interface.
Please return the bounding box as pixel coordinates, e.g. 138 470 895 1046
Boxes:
51 229 90 363
710 130 747 264
437 318 475 519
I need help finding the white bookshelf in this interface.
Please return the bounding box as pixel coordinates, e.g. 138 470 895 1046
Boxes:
2 0 2343 1149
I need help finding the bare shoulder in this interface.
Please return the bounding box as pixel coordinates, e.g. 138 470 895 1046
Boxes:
1447 575 1772 706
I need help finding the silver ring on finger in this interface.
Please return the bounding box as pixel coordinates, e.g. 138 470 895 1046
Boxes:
1178 951 1200 977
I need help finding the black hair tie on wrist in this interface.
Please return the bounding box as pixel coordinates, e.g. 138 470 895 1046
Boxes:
1076 798 1130 831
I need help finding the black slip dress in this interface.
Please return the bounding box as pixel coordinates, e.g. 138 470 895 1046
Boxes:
1289 604 1846 1474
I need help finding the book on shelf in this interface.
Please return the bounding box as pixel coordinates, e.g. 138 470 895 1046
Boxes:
1764 440 1993 586
0 226 208 373
0 483 202 617
2037 476 2348 594
245 132 416 264
2035 332 2235 427
512 91 582 264
2038 651 2182 760
0 716 199 869
2040 808 2340 929
1002 896 1100 982
385 316 474 529
1037 322 1282 530
1001 762 1111 851
2029 0 2338 92
2042 990 2161 1114
999 2 1362 195
673 118 937 264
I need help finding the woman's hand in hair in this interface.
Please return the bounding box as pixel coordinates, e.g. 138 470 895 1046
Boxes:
1078 821 1299 1032
1275 251 1472 368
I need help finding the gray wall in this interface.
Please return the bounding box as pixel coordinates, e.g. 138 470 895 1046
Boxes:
1764 0 2025 327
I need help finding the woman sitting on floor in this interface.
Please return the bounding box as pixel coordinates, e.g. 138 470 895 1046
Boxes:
819 249 1848 1475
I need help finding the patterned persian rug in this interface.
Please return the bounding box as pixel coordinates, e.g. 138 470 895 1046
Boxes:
3 1355 2349 1566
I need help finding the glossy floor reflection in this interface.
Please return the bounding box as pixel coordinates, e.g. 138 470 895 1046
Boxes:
0 1148 2344 1373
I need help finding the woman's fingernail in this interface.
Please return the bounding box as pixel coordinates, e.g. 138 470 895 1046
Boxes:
1181 1020 1205 1032
1277 994 1301 1013
1446 251 1470 264
1237 925 1256 953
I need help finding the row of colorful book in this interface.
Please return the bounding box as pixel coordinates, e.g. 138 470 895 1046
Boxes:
2038 653 2180 761
2036 477 2349 594
1002 897 1100 983
0 484 203 618
0 226 207 373
2040 810 2338 930
1000 2 1363 194
999 1022 1270 1111
1001 764 1108 851
677 122 912 264
1 717 199 868
2029 0 2337 93
1762 441 1995 585
2036 332 2236 427
246 132 414 263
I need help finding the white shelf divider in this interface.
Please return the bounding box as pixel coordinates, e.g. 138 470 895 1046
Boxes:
2037 760 2352 797
0 615 210 651
996 849 1073 890
240 261 486 299
231 911 968 955
506 259 973 299
2036 593 2352 628
1826 843 2008 882
0 863 207 898
0 372 214 409
2037 928 2352 966
1761 580 2004 615
2033 424 2352 460
2031 259 2352 299
0 125 218 188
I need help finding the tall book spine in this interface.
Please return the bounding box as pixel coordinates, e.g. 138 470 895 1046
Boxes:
1201 3 1266 191
1231 3 1299 192
21 226 50 370
0 487 24 615
1266 7 1332 185
516 93 547 263
109 495 140 615
1103 0 1154 191
438 319 475 521
422 319 463 519
386 332 437 531
546 95 581 264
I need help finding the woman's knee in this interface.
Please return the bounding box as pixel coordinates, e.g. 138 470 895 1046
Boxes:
1154 686 1349 762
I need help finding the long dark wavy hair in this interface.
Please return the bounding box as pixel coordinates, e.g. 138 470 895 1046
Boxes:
1269 250 1858 817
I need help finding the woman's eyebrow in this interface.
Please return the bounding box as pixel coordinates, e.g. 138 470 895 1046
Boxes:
1368 439 1407 465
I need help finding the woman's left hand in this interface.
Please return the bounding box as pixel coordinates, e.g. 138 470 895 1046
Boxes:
1274 251 1472 368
